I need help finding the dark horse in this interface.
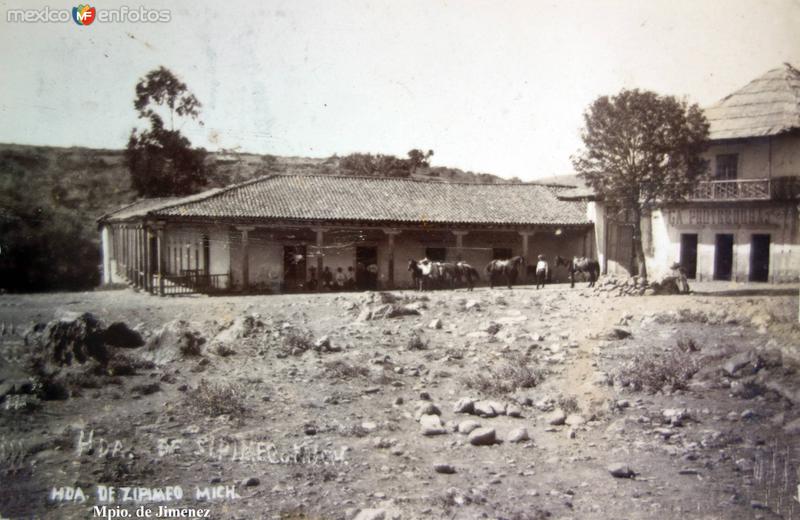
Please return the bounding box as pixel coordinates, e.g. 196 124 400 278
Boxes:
485 256 526 289
408 259 426 291
453 261 480 291
555 255 600 288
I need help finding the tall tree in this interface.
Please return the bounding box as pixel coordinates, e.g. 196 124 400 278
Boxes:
572 89 709 282
126 67 209 196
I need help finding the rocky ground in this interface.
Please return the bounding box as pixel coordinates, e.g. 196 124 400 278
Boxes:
1 281 799 520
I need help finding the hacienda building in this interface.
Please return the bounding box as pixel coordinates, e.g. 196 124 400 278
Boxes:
590 64 800 283
97 175 595 295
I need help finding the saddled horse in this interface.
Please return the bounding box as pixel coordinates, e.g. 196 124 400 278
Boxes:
485 256 526 289
453 261 480 291
409 259 477 290
555 255 600 288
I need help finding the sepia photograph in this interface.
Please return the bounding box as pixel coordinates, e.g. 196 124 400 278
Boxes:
1 1 800 518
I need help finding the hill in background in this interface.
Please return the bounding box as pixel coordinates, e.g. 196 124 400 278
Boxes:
0 143 510 292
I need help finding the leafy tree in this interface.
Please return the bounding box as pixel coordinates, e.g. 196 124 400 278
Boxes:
407 149 434 174
572 89 709 282
339 149 435 178
126 67 209 196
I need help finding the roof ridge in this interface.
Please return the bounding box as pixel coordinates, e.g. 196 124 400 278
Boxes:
268 172 554 187
96 197 177 223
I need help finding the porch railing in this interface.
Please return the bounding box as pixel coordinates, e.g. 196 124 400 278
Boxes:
688 179 771 201
157 273 230 296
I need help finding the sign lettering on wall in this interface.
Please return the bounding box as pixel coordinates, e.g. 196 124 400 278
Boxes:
666 207 780 227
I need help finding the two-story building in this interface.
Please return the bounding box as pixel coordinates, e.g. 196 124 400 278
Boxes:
596 63 800 282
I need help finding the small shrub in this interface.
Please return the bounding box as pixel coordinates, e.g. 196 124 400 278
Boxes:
323 360 370 380
189 380 247 417
462 353 544 395
618 349 700 393
557 395 579 414
676 337 700 353
280 330 313 356
215 343 236 357
407 332 427 350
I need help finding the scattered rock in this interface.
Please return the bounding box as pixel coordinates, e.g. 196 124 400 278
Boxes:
353 509 387 520
468 427 497 446
453 398 475 414
420 414 447 436
434 463 456 474
548 409 567 426
428 318 443 330
507 428 529 443
457 420 481 434
607 463 635 478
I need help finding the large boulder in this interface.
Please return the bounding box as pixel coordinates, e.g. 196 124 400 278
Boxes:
103 322 144 348
144 320 206 365
35 312 109 366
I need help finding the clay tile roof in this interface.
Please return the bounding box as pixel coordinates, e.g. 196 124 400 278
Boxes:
705 63 800 140
98 188 224 223
146 174 590 226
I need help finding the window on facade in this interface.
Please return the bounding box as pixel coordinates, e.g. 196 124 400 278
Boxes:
715 154 738 180
425 247 447 262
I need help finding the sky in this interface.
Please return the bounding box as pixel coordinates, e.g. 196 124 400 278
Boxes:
1 0 799 181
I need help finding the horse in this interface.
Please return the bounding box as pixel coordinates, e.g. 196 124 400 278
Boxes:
454 261 480 291
555 255 600 288
408 259 425 291
485 256 526 289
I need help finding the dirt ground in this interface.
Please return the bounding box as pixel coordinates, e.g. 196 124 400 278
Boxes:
1 281 799 520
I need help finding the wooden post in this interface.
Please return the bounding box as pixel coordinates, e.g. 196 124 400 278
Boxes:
452 230 468 261
237 226 255 291
156 224 166 296
314 228 325 278
519 230 533 282
383 229 401 288
144 228 153 293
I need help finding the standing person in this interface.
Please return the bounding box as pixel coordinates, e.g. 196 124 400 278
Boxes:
307 267 318 291
335 267 346 290
535 255 549 289
367 262 379 290
321 266 333 290
346 266 355 290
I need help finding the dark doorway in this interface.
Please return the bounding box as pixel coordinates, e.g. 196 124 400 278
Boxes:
749 234 770 282
425 247 447 262
492 248 512 260
680 234 698 279
283 245 307 292
356 246 378 290
714 234 734 281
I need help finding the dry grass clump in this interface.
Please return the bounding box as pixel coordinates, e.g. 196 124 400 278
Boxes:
618 348 701 393
189 379 248 417
323 360 370 380
279 330 314 356
462 353 544 395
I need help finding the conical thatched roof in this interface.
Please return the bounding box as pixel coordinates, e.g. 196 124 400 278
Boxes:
705 63 800 140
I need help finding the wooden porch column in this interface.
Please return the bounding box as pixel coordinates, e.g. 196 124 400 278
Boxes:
452 230 469 260
237 226 255 291
144 228 152 293
383 229 401 288
519 230 534 282
312 228 325 277
156 224 166 296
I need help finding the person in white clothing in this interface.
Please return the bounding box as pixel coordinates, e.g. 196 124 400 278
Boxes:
535 254 549 289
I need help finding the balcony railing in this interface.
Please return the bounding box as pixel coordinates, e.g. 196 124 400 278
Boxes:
688 179 771 201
